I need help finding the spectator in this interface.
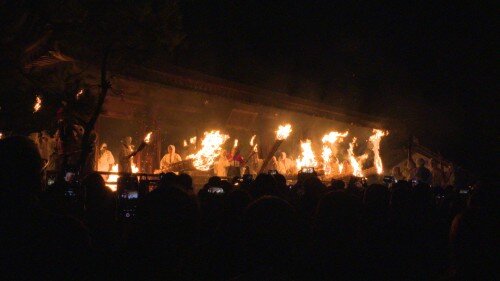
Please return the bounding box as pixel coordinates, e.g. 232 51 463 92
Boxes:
0 136 91 279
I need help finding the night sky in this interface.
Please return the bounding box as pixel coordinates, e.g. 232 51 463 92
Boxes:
174 1 497 179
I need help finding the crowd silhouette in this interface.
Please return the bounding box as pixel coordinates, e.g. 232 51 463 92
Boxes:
0 136 497 280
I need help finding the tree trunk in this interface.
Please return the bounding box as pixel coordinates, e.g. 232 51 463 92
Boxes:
78 47 111 177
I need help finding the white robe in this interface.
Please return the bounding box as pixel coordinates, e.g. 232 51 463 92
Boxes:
160 153 182 171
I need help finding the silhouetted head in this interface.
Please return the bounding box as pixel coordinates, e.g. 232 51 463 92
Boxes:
315 191 362 242
417 158 426 167
363 184 389 211
0 136 43 195
331 179 345 191
176 173 193 192
249 173 278 199
243 196 299 266
450 208 496 279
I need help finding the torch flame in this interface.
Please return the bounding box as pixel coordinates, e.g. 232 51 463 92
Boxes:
276 124 292 140
296 139 318 169
253 144 258 152
322 131 349 144
33 96 42 113
183 140 188 147
348 137 364 177
369 129 389 174
76 89 84 100
143 132 153 144
187 130 230 171
233 139 238 147
189 136 197 144
250 135 256 146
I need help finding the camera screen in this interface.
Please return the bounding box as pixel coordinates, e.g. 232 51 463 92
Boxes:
120 190 139 200
208 187 224 194
268 170 277 175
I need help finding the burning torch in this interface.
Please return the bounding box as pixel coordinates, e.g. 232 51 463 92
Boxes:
127 131 153 159
258 124 292 174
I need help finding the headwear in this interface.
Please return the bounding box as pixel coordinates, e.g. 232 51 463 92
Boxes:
101 143 107 150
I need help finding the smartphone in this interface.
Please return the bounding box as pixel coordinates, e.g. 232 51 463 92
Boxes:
459 189 469 195
268 170 277 175
208 187 225 194
117 175 140 221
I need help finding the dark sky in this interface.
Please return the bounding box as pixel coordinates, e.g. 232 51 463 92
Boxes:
174 1 497 178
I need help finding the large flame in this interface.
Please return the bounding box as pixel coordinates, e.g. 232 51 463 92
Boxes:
250 135 256 146
276 124 292 140
321 146 333 175
321 131 348 175
348 137 364 177
187 130 230 171
296 139 318 169
33 96 42 113
369 129 388 174
143 132 153 144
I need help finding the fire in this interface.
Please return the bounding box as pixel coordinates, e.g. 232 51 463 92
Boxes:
143 131 153 144
106 164 119 191
0 132 3 139
321 130 349 175
296 139 318 169
76 89 84 100
183 140 188 147
187 130 230 171
105 162 140 191
276 124 292 140
253 144 258 152
250 135 256 146
233 139 238 147
369 129 389 174
189 136 197 144
348 137 364 177
131 162 139 173
322 131 349 144
33 96 42 113
321 146 333 175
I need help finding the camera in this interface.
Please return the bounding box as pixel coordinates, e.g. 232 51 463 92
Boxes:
268 170 278 175
243 174 253 182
